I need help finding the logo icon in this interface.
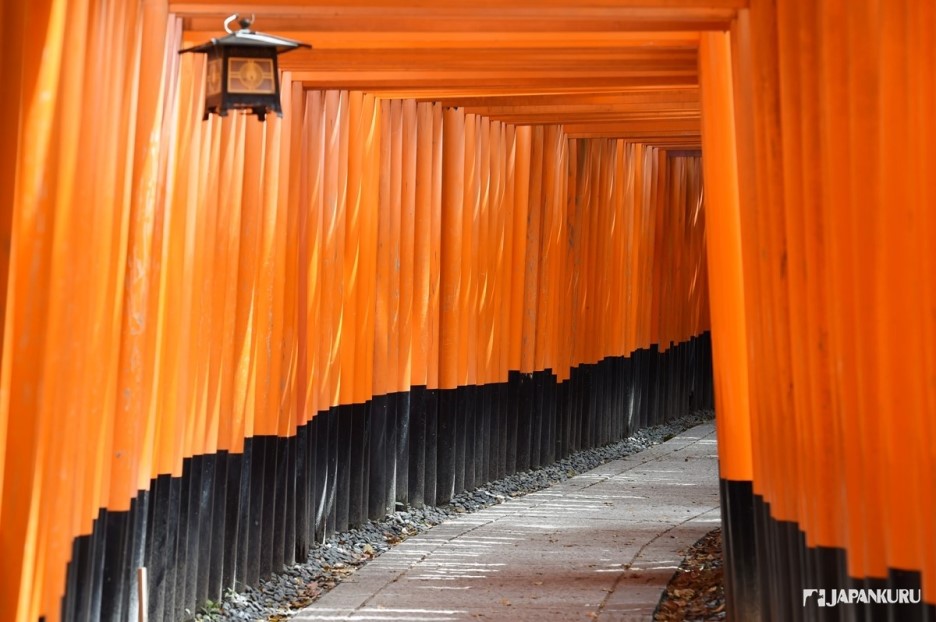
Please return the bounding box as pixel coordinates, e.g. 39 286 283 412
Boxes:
803 589 826 607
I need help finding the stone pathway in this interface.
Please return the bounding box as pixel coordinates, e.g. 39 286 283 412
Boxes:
292 423 719 622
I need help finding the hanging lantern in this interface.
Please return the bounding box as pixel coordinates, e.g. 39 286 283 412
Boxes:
179 14 310 121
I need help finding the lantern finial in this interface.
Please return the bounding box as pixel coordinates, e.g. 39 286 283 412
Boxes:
223 13 256 34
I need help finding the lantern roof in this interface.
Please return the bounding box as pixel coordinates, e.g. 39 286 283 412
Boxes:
179 15 311 55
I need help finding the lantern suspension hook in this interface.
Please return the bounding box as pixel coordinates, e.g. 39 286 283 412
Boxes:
224 13 256 34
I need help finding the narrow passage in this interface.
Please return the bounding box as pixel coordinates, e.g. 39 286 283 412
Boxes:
295 423 719 621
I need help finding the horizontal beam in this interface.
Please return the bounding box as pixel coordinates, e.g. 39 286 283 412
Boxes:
172 0 747 9
416 88 700 106
566 131 700 138
463 102 700 116
288 71 697 89
563 117 701 137
664 148 703 157
590 138 704 148
281 46 699 64
478 113 700 126
627 136 704 143
271 47 699 74
193 30 703 49
172 3 739 32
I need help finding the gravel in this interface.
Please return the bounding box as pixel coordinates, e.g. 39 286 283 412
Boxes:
198 409 715 621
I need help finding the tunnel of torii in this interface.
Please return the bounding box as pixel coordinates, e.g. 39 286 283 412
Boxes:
0 1 933 621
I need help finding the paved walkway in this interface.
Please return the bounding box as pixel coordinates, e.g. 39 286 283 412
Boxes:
295 422 719 622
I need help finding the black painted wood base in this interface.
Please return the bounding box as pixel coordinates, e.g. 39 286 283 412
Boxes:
720 478 936 621
60 332 714 621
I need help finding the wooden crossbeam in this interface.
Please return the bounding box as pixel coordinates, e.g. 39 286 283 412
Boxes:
172 1 744 32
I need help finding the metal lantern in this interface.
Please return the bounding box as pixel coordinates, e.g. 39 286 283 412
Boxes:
179 14 310 121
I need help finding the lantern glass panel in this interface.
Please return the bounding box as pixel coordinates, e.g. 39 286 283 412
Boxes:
206 58 222 96
227 57 276 94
